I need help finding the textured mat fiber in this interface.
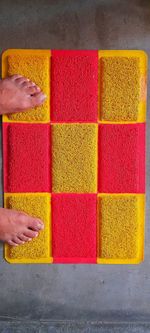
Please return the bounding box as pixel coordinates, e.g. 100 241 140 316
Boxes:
2 49 147 264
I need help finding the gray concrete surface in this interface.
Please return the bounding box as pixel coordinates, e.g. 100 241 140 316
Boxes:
0 0 149 332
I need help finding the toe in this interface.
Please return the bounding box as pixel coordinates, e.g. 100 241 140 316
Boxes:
7 240 18 246
21 80 36 88
24 230 39 239
29 219 44 231
21 81 41 95
30 81 39 87
10 74 23 81
13 236 25 245
15 76 29 85
24 80 37 87
28 218 44 231
30 91 46 107
26 86 41 95
18 234 31 242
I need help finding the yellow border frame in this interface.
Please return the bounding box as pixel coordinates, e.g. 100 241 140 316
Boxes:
97 193 145 264
2 49 51 124
4 192 53 264
1 49 146 265
98 50 148 123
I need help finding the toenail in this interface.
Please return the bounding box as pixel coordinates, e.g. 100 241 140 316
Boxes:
41 94 47 100
38 223 44 229
28 238 32 241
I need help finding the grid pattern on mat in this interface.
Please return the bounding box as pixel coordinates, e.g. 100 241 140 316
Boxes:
2 49 147 264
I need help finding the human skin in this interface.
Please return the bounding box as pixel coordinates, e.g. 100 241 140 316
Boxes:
0 74 46 246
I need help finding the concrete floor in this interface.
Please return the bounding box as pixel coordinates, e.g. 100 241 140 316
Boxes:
0 0 150 332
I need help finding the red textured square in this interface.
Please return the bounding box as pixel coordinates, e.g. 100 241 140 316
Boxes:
52 194 97 263
51 50 98 122
98 124 145 193
3 123 51 193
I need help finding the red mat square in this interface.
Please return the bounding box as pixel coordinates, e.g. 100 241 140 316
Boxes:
3 123 51 193
52 194 97 263
98 124 145 193
51 50 98 122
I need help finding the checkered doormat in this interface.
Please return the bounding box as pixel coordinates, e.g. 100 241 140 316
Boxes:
2 49 147 264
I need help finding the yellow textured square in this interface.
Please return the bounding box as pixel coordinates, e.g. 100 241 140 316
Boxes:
97 194 145 264
2 49 50 123
52 123 98 193
4 193 52 264
99 50 147 123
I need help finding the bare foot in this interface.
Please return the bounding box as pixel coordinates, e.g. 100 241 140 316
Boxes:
0 208 44 246
0 74 46 115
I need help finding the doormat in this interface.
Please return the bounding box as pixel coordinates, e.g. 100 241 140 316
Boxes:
2 49 147 264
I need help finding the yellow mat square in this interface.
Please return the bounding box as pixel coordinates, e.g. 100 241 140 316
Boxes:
4 193 52 264
99 50 147 123
97 194 145 264
52 123 98 193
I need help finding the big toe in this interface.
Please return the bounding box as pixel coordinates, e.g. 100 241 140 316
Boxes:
28 217 44 232
30 91 46 107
